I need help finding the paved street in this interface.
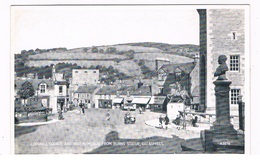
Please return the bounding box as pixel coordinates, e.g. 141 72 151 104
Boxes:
15 108 203 154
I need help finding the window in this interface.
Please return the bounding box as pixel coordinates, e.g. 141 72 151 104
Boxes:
158 74 163 81
59 86 63 94
84 71 88 73
231 89 240 105
40 84 46 93
93 71 96 73
232 32 236 40
75 71 78 73
230 55 240 71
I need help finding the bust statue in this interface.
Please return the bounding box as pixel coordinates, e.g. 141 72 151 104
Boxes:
214 55 228 80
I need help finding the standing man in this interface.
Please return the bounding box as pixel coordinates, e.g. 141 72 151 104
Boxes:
79 101 85 115
164 114 170 130
106 110 110 121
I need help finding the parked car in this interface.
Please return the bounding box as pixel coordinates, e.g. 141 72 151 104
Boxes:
122 103 136 111
124 112 136 124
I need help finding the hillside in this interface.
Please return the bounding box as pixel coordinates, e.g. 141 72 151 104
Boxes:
17 42 199 78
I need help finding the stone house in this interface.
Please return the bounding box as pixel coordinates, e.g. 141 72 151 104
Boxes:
73 85 99 108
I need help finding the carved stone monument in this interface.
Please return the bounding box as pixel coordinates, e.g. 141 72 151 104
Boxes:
181 55 244 153
200 55 243 151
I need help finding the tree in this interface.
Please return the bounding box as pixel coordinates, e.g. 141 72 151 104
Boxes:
18 81 35 103
92 46 99 53
83 48 88 52
99 49 104 53
106 47 117 53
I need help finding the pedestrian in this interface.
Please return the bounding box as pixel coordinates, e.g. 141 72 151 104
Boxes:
139 106 142 114
106 110 110 121
81 103 85 114
159 115 163 129
79 101 85 114
164 114 170 130
192 116 199 127
173 114 181 130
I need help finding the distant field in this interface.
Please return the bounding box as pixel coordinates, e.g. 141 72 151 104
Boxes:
134 52 194 61
67 45 162 53
23 43 197 77
28 52 127 60
111 45 162 53
134 53 194 70
26 59 142 77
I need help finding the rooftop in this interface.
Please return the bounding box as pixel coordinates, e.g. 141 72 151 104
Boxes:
75 85 98 93
15 79 54 91
159 62 196 74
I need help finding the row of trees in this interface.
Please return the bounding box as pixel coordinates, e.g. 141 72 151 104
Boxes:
90 46 135 59
15 62 130 84
137 59 156 79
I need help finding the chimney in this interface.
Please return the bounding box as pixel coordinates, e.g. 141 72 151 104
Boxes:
149 85 152 95
155 59 158 71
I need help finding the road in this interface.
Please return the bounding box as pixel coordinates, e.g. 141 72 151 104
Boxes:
15 108 204 154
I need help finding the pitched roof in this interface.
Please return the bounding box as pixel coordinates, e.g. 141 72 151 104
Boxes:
132 86 151 96
75 85 98 93
96 86 118 95
159 62 196 74
15 79 54 91
162 73 190 95
53 73 64 81
192 85 200 97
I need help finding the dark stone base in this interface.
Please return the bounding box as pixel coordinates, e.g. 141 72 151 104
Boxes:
181 137 244 154
199 129 244 152
181 138 204 152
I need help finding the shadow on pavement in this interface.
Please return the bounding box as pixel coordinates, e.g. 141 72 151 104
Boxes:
15 126 39 138
86 131 186 154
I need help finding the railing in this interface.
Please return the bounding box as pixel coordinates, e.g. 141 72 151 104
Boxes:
238 95 245 131
179 110 239 124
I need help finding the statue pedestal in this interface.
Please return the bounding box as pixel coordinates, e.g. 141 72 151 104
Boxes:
200 80 243 152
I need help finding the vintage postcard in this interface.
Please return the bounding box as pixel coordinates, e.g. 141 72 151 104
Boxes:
10 4 250 154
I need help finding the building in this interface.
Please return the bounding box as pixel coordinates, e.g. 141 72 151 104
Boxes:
71 69 99 86
69 69 100 103
94 86 118 109
155 62 198 97
131 85 152 110
197 9 245 115
73 85 99 108
14 66 69 114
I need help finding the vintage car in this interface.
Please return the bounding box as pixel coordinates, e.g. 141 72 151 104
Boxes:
124 112 136 124
122 103 136 111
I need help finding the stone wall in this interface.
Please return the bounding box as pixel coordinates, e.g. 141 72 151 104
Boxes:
207 9 245 113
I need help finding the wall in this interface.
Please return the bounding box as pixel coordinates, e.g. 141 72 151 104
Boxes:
207 9 245 114
72 69 99 85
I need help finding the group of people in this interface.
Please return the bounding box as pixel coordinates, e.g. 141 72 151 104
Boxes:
159 114 170 130
172 113 199 130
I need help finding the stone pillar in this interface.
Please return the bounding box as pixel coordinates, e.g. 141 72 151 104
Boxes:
211 80 237 139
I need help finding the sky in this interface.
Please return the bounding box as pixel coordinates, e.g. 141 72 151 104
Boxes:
11 5 200 53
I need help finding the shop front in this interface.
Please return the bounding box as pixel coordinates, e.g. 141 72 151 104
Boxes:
98 99 113 109
57 97 66 111
149 96 166 112
131 97 151 110
112 97 124 108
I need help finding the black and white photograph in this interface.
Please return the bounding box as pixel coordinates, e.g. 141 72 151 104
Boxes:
11 4 249 154
1 0 259 156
